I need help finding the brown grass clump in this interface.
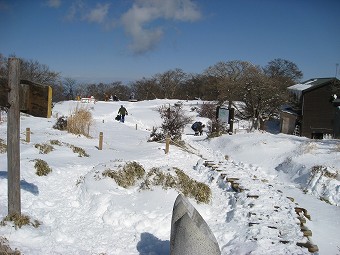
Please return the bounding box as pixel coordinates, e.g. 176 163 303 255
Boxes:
0 236 21 255
70 145 89 157
174 168 211 204
50 139 62 146
67 105 93 137
335 143 340 152
35 143 54 154
103 161 145 188
141 167 211 204
34 159 52 176
0 213 41 230
0 138 6 153
101 162 211 204
311 165 337 179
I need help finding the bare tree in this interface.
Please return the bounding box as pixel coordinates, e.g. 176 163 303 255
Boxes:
204 60 253 103
264 58 303 86
131 77 159 100
63 77 77 100
20 59 60 85
237 65 287 130
154 68 187 99
179 73 205 100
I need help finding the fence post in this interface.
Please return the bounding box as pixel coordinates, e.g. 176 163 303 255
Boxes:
135 124 137 130
165 135 170 154
7 57 21 216
99 132 103 150
26 127 30 143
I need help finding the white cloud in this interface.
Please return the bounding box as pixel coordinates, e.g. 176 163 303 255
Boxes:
46 0 61 8
121 0 202 54
65 0 85 21
86 3 110 24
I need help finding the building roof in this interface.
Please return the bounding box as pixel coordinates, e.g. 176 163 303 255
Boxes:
288 77 339 99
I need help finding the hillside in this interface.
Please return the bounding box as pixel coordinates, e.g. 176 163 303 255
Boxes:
0 99 339 254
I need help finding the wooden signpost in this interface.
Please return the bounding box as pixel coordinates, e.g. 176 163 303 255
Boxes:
7 58 21 216
1 57 53 216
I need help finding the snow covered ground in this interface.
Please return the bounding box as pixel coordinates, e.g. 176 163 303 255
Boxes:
0 99 339 255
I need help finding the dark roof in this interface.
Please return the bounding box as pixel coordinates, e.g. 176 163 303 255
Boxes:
288 77 339 98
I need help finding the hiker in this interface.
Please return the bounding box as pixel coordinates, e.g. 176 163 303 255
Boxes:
118 105 128 123
191 121 205 136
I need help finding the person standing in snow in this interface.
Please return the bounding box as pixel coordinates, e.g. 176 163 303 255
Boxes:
118 105 128 123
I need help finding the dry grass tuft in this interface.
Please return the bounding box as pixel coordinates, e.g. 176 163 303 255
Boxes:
141 167 211 204
101 162 211 204
50 139 62 146
311 165 338 179
34 159 52 176
67 105 93 137
335 143 340 152
174 168 211 204
1 213 41 230
0 236 21 254
103 161 145 188
70 145 89 157
35 143 54 154
0 138 6 153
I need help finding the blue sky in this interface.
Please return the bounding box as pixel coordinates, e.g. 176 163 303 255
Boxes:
1 0 339 83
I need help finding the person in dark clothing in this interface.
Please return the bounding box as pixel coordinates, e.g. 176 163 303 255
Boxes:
191 121 205 136
118 105 128 123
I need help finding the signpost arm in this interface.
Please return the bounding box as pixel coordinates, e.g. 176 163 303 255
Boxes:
7 58 21 216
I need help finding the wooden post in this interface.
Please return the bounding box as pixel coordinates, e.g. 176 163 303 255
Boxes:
98 132 103 150
26 127 30 143
7 58 21 216
47 86 52 118
165 135 170 154
135 124 137 130
228 101 234 134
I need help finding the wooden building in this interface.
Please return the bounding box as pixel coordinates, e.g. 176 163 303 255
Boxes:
280 77 340 139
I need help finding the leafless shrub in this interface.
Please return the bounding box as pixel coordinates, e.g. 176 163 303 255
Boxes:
150 104 192 142
53 116 67 130
199 102 216 119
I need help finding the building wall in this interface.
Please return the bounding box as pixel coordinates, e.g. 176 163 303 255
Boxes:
334 107 340 139
301 84 335 137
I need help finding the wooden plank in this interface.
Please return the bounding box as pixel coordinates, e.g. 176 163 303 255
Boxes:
0 77 9 108
7 58 21 216
21 80 52 118
1 78 52 118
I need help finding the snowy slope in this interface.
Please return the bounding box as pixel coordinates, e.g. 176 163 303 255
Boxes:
0 99 339 255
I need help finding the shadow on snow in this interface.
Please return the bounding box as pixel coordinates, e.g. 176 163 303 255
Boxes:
137 232 170 255
0 171 39 195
